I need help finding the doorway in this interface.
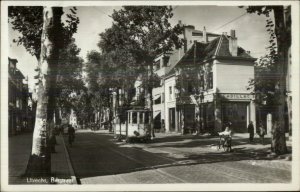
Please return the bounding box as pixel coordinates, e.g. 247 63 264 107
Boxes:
169 108 175 132
222 102 248 133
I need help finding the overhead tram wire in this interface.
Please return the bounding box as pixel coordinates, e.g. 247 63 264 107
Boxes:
211 13 247 33
91 7 112 18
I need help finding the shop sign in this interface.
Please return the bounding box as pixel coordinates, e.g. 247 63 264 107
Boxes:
220 93 254 100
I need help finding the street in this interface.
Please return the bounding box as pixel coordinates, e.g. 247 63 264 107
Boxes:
65 130 291 184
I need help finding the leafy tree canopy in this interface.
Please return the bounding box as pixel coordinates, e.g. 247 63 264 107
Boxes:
9 6 79 60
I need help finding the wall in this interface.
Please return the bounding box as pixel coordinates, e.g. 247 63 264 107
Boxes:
152 86 165 120
164 76 176 132
215 59 254 93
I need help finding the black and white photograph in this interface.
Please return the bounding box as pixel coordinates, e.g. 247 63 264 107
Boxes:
1 1 299 191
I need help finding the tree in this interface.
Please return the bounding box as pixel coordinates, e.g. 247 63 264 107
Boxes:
243 6 291 155
99 6 182 138
85 49 139 128
56 38 85 121
9 6 80 176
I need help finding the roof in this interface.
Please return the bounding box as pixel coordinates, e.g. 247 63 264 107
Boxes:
192 30 220 37
13 69 25 79
165 34 255 76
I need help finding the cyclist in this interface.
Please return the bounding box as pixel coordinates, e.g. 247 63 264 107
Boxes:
218 123 233 152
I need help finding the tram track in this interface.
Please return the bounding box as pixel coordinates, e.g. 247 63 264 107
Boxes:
67 132 290 184
88 133 188 183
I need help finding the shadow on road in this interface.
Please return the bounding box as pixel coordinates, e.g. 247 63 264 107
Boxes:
66 131 291 182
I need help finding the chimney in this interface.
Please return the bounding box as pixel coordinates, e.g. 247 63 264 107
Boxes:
183 24 195 53
203 26 207 43
229 29 238 56
178 20 183 27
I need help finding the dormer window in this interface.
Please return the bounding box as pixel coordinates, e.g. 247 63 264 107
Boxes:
154 60 160 70
163 56 170 67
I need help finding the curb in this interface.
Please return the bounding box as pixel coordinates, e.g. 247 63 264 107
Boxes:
60 134 78 184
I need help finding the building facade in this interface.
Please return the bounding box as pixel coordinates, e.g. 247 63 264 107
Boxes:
8 57 33 136
155 27 256 134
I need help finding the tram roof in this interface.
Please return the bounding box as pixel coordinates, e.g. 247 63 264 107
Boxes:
126 109 150 112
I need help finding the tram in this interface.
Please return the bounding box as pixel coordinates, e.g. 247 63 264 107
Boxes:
114 109 151 142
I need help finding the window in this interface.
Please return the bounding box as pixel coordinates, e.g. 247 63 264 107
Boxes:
128 112 131 123
139 112 144 123
154 95 161 105
163 56 170 67
169 86 172 100
188 81 193 93
209 72 213 89
132 112 137 124
16 99 20 108
145 112 149 124
155 60 160 70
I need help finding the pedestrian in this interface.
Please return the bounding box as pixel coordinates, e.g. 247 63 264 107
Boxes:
258 121 266 145
248 121 254 143
161 119 165 133
68 124 75 146
194 116 200 135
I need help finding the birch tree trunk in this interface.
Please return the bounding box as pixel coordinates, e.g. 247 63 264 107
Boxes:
25 7 63 177
149 63 155 139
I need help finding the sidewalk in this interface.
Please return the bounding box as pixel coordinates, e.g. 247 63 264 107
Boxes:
8 133 76 184
9 133 32 184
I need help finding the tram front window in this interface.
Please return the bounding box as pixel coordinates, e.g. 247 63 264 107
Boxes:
145 112 149 124
132 112 137 124
139 112 144 123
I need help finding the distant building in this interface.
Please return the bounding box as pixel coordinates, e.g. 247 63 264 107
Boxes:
8 57 32 135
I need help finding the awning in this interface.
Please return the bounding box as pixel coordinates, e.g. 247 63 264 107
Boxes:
153 94 161 101
190 95 198 105
153 111 161 119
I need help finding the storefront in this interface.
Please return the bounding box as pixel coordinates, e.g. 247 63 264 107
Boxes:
198 93 256 133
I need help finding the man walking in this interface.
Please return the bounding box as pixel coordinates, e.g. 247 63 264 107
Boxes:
68 124 75 146
248 121 254 143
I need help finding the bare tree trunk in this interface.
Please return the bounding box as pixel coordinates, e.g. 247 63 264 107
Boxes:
149 63 155 139
271 7 287 155
25 7 63 177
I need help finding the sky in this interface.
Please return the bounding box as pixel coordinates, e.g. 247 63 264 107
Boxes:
8 6 272 91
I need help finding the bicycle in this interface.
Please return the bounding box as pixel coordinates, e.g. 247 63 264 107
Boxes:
218 134 232 152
